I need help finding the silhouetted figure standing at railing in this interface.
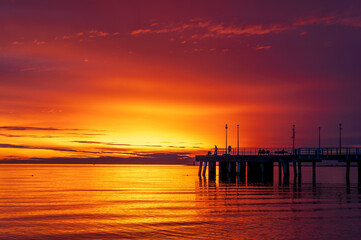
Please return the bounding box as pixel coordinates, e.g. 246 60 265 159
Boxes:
228 145 232 155
214 145 218 155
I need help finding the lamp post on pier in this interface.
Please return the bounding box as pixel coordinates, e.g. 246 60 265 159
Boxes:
237 124 239 155
292 124 295 155
225 124 228 154
339 123 342 155
292 124 297 177
318 126 321 149
314 126 321 184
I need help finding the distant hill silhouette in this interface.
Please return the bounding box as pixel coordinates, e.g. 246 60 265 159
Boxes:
0 154 193 165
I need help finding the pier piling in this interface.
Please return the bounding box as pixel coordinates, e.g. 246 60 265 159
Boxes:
219 161 228 182
208 161 216 181
228 162 237 178
248 162 262 183
237 162 246 182
298 161 302 178
282 162 290 185
278 162 282 185
312 161 316 185
283 162 290 177
202 161 207 176
358 161 361 186
263 162 274 184
293 162 297 177
198 161 203 176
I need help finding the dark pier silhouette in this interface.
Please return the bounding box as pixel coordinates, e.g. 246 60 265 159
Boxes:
196 147 361 185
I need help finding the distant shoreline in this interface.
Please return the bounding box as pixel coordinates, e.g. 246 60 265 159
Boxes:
0 155 194 165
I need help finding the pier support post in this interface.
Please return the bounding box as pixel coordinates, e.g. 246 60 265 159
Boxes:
312 161 316 185
237 162 246 183
208 161 216 181
260 163 265 183
346 161 350 182
198 161 203 176
219 161 228 182
283 162 290 177
263 162 274 185
298 161 302 186
282 162 290 185
298 161 302 178
293 162 297 177
228 161 237 179
202 161 207 176
247 162 262 184
358 161 361 186
278 162 282 185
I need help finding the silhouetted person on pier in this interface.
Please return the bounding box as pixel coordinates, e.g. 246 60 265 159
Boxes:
275 149 287 154
228 145 232 154
214 145 218 155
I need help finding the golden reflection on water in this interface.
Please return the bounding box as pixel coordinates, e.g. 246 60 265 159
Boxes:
0 164 361 239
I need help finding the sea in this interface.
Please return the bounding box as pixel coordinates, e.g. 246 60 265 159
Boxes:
0 164 360 239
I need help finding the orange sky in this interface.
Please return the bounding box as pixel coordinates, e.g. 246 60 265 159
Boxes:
1 1 361 163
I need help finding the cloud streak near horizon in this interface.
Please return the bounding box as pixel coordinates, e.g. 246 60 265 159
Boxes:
130 14 361 40
0 126 87 131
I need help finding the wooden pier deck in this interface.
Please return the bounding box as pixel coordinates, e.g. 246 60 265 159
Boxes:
195 147 361 184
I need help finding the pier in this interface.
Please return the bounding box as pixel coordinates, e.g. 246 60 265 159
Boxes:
196 147 361 184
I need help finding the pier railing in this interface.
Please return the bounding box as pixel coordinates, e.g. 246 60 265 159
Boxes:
211 147 294 156
210 147 361 158
296 147 360 159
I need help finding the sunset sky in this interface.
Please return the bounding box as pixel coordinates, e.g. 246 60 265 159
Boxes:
1 0 361 162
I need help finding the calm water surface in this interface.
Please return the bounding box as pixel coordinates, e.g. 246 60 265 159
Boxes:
0 164 360 239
